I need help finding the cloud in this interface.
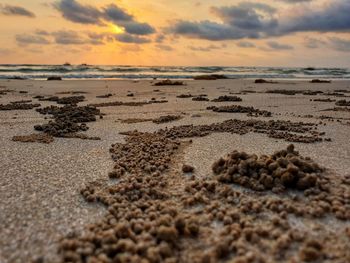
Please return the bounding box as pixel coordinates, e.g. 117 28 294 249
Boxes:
54 0 101 24
156 44 174 51
122 22 155 35
266 41 293 50
0 4 35 18
102 4 133 23
188 44 226 52
16 34 50 46
52 30 103 45
0 48 12 55
35 30 50 36
304 37 326 49
115 33 151 44
54 0 155 37
328 37 350 52
278 0 312 3
155 34 166 43
280 1 350 34
237 41 255 48
169 1 350 41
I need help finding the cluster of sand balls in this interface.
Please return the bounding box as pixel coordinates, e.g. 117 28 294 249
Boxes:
152 115 182 124
192 96 209 101
207 105 272 117
156 119 322 143
57 128 349 263
335 100 350 106
0 102 41 111
108 131 181 179
12 133 54 144
34 105 101 138
212 95 242 102
212 144 323 192
37 95 85 105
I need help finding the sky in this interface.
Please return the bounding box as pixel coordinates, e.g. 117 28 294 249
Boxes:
0 0 350 67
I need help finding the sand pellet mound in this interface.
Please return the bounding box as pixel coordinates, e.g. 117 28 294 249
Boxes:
335 100 350 106
177 94 193 98
12 133 54 144
34 105 101 139
312 98 335 102
152 115 182 124
157 119 323 143
57 131 349 263
0 102 41 111
96 93 113 98
311 79 331 83
153 79 184 86
212 95 242 102
192 96 209 101
213 144 323 192
255 79 277 84
38 96 85 105
207 105 272 117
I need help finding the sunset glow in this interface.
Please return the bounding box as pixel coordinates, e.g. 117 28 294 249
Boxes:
0 0 349 66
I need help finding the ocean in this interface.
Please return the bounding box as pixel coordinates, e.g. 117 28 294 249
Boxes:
0 65 349 80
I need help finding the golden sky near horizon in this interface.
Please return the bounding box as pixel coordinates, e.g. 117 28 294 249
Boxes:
0 0 349 66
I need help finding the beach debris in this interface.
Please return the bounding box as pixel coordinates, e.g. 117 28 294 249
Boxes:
207 105 272 117
311 79 331 83
153 79 185 86
96 93 113 98
255 79 278 84
47 76 62 81
194 74 228 80
212 95 242 102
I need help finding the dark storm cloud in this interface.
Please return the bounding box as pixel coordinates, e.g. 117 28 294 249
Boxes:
54 0 155 36
169 1 350 41
115 33 151 44
0 4 35 18
16 34 50 45
266 41 293 50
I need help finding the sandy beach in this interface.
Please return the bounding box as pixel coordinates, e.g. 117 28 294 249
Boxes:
0 79 349 263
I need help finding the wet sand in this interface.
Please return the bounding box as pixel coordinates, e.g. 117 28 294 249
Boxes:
0 79 349 263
